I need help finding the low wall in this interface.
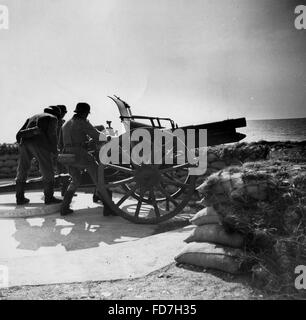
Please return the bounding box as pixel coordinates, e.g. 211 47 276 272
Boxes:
1 141 305 180
195 140 306 187
0 143 40 179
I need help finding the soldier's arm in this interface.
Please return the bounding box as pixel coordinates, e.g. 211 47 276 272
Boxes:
83 120 101 142
16 119 29 143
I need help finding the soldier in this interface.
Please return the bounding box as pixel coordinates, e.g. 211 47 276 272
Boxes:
60 102 113 216
52 105 67 136
46 106 61 119
51 105 71 195
15 107 63 205
57 105 68 120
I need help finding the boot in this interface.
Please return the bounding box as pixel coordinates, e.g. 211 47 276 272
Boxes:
102 190 116 216
16 181 30 205
44 181 62 205
61 179 69 197
60 190 75 216
93 193 101 203
103 202 115 216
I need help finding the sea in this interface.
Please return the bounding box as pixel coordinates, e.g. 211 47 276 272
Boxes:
239 118 306 143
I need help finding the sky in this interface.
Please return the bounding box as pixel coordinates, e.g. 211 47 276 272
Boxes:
0 0 305 142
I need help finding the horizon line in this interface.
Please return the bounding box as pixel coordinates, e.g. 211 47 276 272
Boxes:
247 116 306 121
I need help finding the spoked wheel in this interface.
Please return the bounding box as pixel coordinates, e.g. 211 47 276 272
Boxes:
97 163 196 224
120 139 197 202
121 163 192 202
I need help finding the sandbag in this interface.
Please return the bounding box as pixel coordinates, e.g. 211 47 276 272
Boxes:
210 161 226 170
198 172 244 197
6 154 19 161
0 167 11 174
207 151 218 163
10 166 18 174
198 170 273 205
184 224 244 248
175 242 243 274
190 206 221 226
3 159 17 167
230 181 269 201
0 155 9 161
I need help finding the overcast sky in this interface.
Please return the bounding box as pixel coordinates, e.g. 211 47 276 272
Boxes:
0 0 305 142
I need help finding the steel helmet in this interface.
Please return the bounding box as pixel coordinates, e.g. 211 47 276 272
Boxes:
44 106 61 119
74 102 91 114
56 105 67 117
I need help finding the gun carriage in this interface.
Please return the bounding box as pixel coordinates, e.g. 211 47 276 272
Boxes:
0 96 246 224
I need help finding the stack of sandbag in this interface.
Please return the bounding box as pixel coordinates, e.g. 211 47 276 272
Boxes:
0 143 40 178
29 158 40 177
0 154 19 178
194 142 270 187
175 206 245 274
0 144 19 179
195 162 306 294
197 165 277 228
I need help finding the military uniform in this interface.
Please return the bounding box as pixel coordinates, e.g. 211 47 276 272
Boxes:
51 105 69 195
60 103 114 216
15 111 61 205
51 105 67 139
60 114 100 189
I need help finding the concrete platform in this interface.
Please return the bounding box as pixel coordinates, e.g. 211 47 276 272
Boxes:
0 192 193 288
0 191 102 218
0 191 63 218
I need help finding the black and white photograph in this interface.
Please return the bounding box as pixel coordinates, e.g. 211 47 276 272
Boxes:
0 0 306 304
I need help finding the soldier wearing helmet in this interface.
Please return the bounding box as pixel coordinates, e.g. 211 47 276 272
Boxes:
57 105 67 118
59 102 112 216
15 107 62 205
49 105 67 135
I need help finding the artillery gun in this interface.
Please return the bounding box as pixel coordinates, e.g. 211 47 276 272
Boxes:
0 96 246 224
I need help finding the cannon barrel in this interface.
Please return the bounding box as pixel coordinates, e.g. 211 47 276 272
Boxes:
179 117 246 147
179 117 246 131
